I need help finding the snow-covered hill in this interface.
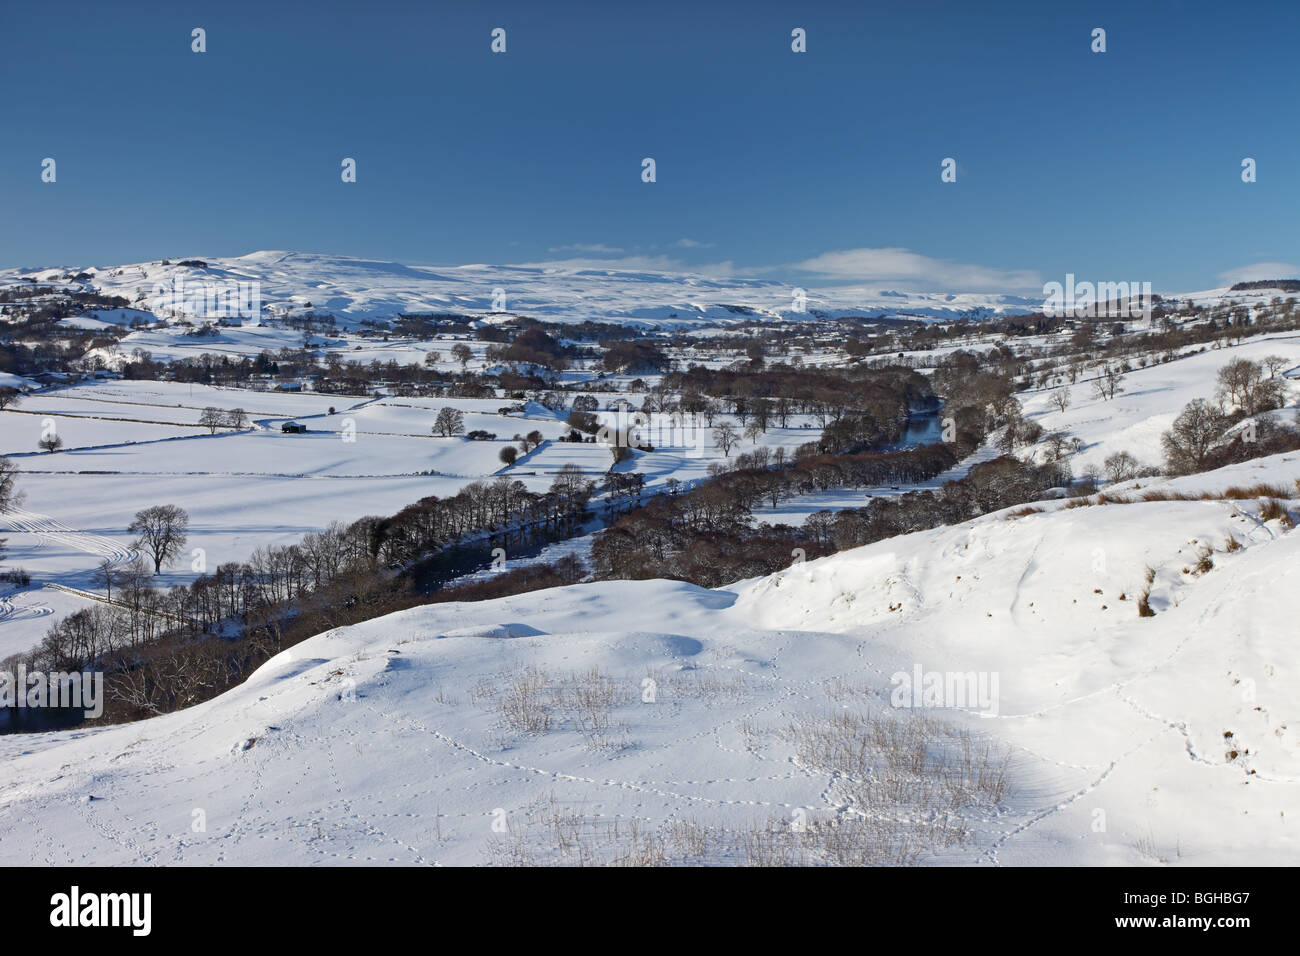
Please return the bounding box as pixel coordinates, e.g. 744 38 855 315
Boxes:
2 251 1043 328
2 450 1295 865
9 252 1297 332
1022 331 1300 476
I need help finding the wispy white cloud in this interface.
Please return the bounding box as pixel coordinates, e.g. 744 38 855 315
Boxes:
1217 262 1300 285
673 237 715 249
786 247 1041 292
512 244 1040 293
512 254 737 278
547 242 625 254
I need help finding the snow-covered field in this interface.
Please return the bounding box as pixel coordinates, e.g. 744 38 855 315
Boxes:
1 448 1295 865
0 379 817 659
0 382 563 658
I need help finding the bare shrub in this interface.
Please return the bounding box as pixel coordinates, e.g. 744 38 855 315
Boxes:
484 794 666 867
477 665 633 748
497 666 554 734
645 665 758 703
1004 506 1043 520
567 666 624 749
1222 483 1292 500
1259 498 1292 525
1137 566 1157 617
1103 450 1140 483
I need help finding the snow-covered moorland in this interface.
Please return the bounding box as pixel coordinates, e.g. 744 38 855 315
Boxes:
2 250 1043 331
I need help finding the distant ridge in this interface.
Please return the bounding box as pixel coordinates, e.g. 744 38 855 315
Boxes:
1229 279 1300 293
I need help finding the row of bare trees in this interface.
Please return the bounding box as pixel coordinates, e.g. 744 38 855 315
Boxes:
197 406 249 433
7 461 602 722
369 466 595 567
590 388 997 587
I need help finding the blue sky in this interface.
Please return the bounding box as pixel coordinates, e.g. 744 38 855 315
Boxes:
3 0 1297 293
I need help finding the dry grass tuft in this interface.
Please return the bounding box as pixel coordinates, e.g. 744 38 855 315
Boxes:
1259 498 1292 525
1004 506 1044 520
484 704 1014 866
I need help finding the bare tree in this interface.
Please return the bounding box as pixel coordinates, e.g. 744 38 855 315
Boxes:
128 505 190 574
96 558 118 600
223 407 249 430
549 463 594 516
0 457 19 562
1050 386 1071 413
1042 431 1072 463
1216 357 1286 415
451 343 472 370
38 434 63 453
0 457 19 512
1091 365 1125 401
713 422 740 456
701 398 718 427
1102 450 1139 483
1261 355 1290 379
199 407 224 433
0 388 21 411
1215 358 1260 410
433 407 465 437
1161 399 1228 475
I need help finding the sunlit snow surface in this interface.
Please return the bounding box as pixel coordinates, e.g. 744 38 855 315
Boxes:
2 449 1297 865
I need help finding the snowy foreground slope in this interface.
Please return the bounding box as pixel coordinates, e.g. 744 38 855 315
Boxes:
1 454 1297 865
